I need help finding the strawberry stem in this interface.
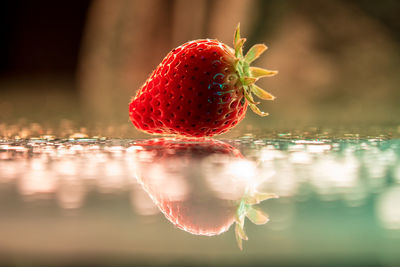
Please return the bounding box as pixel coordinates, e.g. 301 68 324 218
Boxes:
232 24 278 117
233 191 278 250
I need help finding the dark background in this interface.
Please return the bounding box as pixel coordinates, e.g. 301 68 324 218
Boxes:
2 1 400 76
0 1 90 77
0 0 400 135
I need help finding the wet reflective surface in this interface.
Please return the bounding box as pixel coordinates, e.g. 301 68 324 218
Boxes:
1 136 400 266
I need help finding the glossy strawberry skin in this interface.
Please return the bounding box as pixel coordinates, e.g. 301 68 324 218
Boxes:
129 39 248 137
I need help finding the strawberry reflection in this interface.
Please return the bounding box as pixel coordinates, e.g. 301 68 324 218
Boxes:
133 138 277 250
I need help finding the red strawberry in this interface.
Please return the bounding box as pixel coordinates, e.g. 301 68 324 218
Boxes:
129 24 277 137
132 138 277 249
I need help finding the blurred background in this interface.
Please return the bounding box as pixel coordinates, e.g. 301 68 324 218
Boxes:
1 0 400 135
1 2 400 266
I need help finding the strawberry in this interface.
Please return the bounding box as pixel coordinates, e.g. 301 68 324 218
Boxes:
129 24 277 137
132 138 278 250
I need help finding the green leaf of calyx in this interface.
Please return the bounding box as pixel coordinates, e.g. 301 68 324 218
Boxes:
244 44 268 63
235 204 246 227
246 206 270 225
250 67 278 78
251 84 275 100
235 38 246 58
234 23 241 48
244 192 279 205
234 24 246 58
235 223 248 241
242 77 257 86
235 228 244 251
235 217 248 250
249 103 269 117
243 88 259 105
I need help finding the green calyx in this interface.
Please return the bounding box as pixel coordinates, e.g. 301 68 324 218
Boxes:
234 192 278 250
233 23 278 116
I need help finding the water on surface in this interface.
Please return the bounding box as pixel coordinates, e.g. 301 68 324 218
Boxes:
0 136 400 266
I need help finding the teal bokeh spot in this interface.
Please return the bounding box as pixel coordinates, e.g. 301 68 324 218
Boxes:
213 73 224 80
207 71 235 105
